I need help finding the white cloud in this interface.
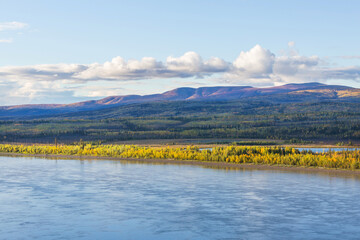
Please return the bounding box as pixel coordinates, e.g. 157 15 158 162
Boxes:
72 85 126 98
0 21 28 45
0 45 360 104
68 52 229 80
233 44 275 75
224 44 360 86
74 57 164 80
272 55 321 83
322 66 360 80
0 63 87 81
0 21 28 31
166 52 229 76
0 79 76 105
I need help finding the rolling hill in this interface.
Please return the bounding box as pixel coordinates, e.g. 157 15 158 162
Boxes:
0 82 360 120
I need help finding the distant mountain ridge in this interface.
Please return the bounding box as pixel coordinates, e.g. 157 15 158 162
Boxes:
1 82 360 119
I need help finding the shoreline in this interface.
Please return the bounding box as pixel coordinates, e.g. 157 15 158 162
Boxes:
1 138 358 149
1 152 360 178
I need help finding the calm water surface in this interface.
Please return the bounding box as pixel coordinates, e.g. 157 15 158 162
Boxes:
200 147 359 153
296 147 358 153
1 156 360 240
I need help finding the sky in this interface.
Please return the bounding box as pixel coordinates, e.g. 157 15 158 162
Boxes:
0 0 360 105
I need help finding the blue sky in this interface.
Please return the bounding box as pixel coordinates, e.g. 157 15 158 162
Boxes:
0 0 359 105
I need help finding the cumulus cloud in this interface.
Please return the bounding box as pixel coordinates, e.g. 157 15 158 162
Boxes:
0 52 230 83
166 52 229 76
224 44 360 86
0 64 87 81
223 45 316 85
0 45 360 104
74 52 229 80
74 57 165 80
233 44 275 75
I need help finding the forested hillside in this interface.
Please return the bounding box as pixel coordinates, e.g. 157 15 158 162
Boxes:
1 82 360 120
1 100 359 144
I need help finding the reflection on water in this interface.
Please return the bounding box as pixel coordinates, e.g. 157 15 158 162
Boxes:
199 147 358 153
297 147 358 153
200 147 359 153
1 156 360 239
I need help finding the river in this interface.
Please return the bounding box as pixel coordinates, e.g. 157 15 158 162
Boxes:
0 155 360 239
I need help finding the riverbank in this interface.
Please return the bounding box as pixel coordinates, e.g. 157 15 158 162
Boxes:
1 144 359 171
1 152 360 178
2 138 358 149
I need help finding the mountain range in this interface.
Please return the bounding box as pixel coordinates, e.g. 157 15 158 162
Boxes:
1 82 360 119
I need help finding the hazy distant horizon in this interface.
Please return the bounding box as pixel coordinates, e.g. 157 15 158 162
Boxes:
0 82 354 107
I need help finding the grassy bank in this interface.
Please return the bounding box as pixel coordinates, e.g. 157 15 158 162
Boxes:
0 144 360 170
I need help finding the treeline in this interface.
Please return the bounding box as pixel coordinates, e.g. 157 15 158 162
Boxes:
0 118 359 143
1 144 360 170
0 101 360 143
